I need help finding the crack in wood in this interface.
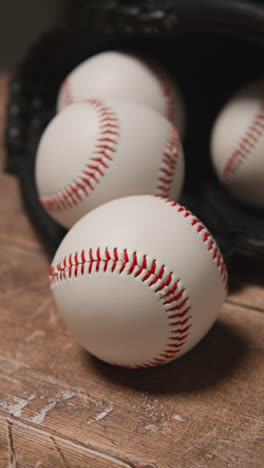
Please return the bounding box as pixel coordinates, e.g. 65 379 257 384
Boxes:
6 419 17 468
50 436 70 468
226 299 264 314
1 415 136 468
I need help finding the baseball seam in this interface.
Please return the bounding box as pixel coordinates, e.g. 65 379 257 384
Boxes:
50 198 227 369
50 247 192 369
155 196 228 292
156 124 181 197
222 100 264 185
40 102 180 213
40 99 119 212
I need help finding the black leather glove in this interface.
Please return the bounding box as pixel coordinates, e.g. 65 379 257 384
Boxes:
5 0 264 261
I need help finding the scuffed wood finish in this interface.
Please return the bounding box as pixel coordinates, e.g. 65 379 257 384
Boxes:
0 74 263 467
1 418 133 468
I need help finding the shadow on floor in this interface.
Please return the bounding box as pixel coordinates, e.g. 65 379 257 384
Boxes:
227 256 264 295
85 318 249 395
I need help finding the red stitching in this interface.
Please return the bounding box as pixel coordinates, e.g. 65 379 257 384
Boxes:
156 124 181 197
41 99 180 212
40 99 119 212
50 247 192 368
155 196 228 292
222 100 264 184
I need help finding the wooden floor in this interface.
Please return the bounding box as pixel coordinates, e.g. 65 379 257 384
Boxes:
0 74 263 468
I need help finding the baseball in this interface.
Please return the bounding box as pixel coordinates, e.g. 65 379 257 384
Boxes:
35 98 184 229
57 50 186 135
49 195 228 368
210 78 264 209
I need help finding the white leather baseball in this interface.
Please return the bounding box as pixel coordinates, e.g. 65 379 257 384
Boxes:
210 78 264 209
35 98 184 229
49 195 228 368
57 50 186 136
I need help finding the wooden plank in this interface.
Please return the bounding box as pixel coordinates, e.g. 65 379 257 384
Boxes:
0 291 263 466
0 418 133 468
0 243 49 303
0 166 46 251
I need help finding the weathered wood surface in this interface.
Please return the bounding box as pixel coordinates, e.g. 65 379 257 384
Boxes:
0 75 263 467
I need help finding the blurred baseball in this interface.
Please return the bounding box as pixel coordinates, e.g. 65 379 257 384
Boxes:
210 78 264 209
49 195 227 368
35 98 184 229
57 50 186 135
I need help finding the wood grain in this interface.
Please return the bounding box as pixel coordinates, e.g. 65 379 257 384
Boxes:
0 74 263 467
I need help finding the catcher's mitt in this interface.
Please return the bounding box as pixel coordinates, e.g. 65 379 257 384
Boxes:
4 0 264 263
